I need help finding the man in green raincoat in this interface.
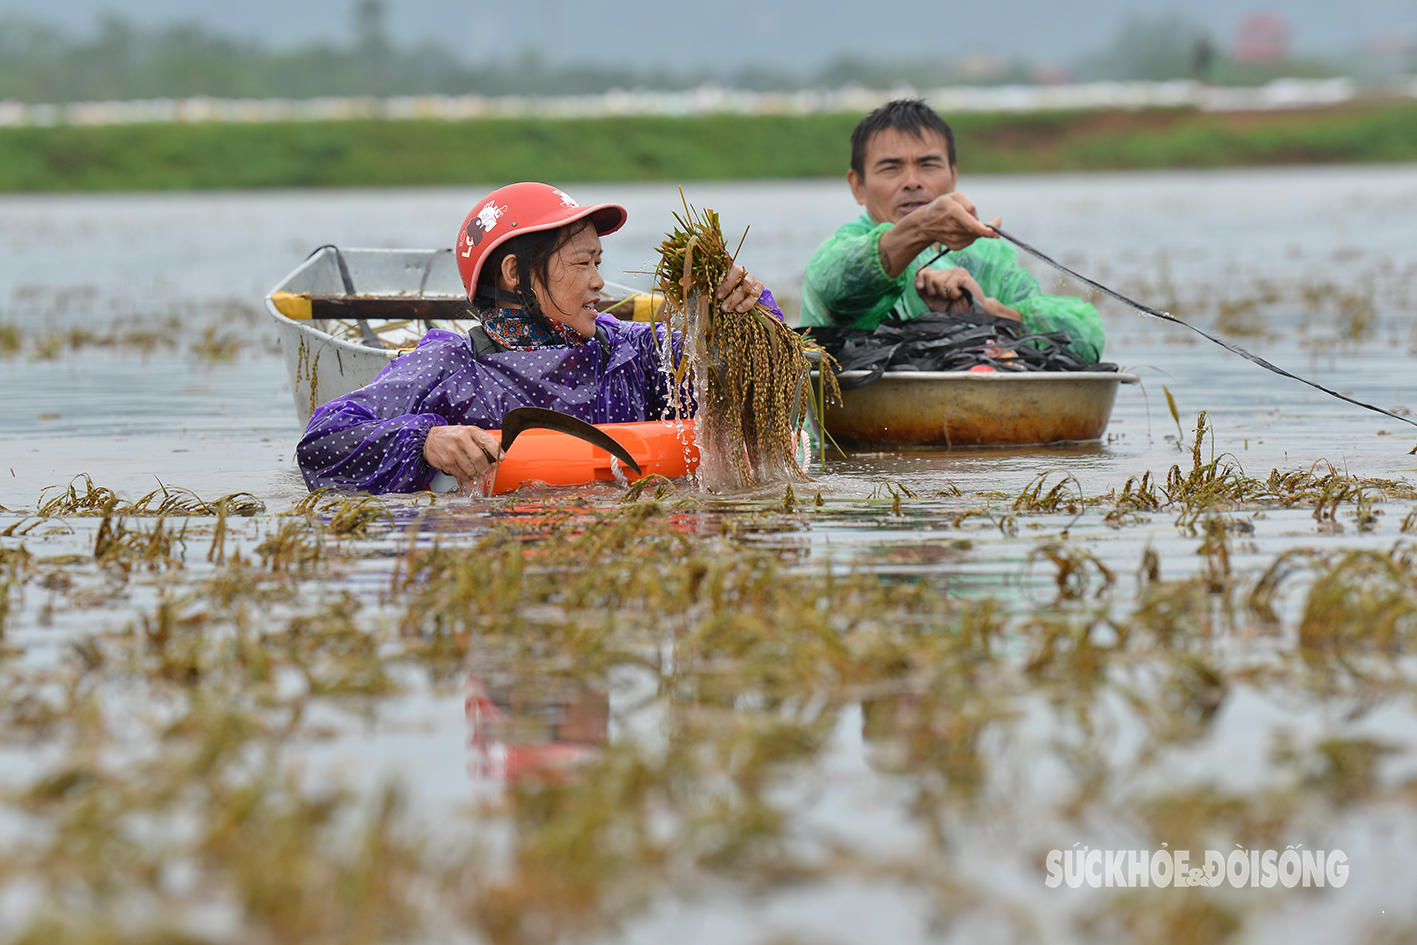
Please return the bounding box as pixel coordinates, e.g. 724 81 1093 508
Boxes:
800 99 1105 362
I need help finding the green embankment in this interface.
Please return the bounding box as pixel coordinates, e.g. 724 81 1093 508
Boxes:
2 101 1417 191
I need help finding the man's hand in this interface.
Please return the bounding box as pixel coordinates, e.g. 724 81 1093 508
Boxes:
424 424 504 484
880 192 1000 277
910 192 999 250
915 267 1021 321
916 267 985 313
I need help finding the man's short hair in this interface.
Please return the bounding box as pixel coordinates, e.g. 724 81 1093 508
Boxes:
850 98 956 178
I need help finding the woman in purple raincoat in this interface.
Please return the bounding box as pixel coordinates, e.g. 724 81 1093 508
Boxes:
297 182 775 494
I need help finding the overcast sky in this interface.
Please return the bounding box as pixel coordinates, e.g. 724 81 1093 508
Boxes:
2 0 1412 72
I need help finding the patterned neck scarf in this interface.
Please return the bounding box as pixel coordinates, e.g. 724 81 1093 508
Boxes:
479 308 590 350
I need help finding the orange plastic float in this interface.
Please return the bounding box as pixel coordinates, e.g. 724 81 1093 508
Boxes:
479 418 699 495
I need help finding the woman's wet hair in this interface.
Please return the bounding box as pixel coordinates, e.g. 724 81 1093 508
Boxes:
474 220 588 323
850 98 956 178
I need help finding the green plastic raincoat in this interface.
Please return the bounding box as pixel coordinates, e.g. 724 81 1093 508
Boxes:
800 214 1106 362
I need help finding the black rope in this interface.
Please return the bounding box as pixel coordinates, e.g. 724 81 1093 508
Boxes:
981 224 1417 430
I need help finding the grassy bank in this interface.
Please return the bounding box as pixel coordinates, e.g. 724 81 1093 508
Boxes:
2 100 1417 191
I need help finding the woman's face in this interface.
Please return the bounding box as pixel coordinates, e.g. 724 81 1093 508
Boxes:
536 221 605 338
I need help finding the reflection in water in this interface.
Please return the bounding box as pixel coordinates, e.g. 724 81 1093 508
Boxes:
861 691 985 786
466 675 609 785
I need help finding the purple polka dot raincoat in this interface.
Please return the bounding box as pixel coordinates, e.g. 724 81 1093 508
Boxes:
297 314 687 494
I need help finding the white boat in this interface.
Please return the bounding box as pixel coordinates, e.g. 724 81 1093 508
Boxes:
265 246 649 425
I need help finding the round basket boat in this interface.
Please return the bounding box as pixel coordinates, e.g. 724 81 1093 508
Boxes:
816 369 1140 449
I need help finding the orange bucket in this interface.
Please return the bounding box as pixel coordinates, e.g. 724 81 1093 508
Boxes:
482 418 698 495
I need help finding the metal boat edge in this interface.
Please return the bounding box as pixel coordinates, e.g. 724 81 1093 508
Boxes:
812 369 1141 449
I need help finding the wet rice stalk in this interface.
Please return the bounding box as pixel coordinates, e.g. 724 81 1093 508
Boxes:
654 202 838 491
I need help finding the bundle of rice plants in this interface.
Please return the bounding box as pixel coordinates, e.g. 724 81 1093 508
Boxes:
654 201 837 490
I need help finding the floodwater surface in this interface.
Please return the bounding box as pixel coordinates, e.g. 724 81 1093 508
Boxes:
2 166 1417 945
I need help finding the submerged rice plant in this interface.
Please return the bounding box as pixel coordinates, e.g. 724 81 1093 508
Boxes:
34 475 265 519
2 460 1417 944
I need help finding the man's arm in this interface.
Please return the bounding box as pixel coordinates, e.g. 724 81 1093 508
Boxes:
800 220 909 328
878 192 999 278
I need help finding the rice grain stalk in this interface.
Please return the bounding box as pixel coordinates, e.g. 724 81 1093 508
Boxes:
654 199 838 490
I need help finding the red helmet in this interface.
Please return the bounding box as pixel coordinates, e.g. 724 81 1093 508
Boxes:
455 182 628 300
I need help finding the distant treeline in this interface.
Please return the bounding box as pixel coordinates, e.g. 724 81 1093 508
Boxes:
2 102 1415 192
0 8 1035 103
0 5 1365 105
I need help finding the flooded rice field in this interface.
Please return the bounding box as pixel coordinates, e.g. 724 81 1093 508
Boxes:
2 165 1417 944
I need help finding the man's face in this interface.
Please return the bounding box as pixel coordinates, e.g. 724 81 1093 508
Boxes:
848 127 957 225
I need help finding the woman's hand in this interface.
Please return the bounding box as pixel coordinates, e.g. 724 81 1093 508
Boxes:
423 424 504 483
714 264 765 313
